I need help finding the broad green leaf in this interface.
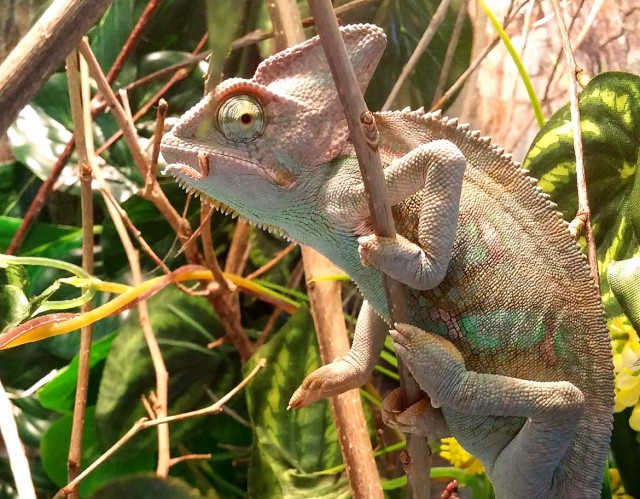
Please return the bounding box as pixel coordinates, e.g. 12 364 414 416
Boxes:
95 287 235 450
0 217 83 258
31 73 73 131
38 333 116 414
40 406 155 497
524 71 640 316
244 305 349 498
608 256 640 332
7 105 138 202
90 0 139 74
91 474 201 499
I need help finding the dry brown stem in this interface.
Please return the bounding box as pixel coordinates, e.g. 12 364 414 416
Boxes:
0 0 113 135
65 46 96 497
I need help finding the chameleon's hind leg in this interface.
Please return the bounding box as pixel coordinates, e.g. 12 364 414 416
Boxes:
392 323 584 498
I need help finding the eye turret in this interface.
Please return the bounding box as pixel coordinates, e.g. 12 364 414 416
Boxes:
216 94 265 143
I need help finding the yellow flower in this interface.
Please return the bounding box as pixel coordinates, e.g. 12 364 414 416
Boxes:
609 317 640 431
439 437 484 475
610 467 635 498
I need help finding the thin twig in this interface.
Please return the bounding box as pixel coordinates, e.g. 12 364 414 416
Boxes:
78 39 198 264
55 359 266 498
307 2 430 497
382 0 453 111
169 454 212 468
0 378 36 499
430 1 528 112
432 0 468 106
245 243 297 280
549 0 599 289
87 117 171 476
65 46 95 497
94 34 210 158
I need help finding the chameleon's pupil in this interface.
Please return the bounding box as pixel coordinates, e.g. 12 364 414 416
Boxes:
241 113 252 125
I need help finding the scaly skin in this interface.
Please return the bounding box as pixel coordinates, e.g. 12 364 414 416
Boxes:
161 24 613 498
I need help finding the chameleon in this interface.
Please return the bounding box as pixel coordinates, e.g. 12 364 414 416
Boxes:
160 24 613 498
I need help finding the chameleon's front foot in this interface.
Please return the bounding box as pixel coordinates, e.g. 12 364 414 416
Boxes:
357 234 448 290
288 357 370 409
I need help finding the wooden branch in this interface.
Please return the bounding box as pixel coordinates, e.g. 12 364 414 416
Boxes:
266 2 384 498
0 0 113 135
301 249 385 499
306 1 432 497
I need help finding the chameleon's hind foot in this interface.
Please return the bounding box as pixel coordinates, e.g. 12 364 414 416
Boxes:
381 388 449 439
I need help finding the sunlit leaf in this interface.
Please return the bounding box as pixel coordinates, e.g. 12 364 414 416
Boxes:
244 305 349 497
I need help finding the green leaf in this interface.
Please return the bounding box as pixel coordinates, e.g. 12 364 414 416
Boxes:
95 287 235 450
524 71 640 316
40 406 155 497
91 475 202 499
0 217 83 258
244 305 349 498
38 333 116 414
90 0 139 73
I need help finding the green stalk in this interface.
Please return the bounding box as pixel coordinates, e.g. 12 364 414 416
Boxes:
477 0 545 127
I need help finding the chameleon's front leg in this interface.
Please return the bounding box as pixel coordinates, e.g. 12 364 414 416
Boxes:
357 139 467 290
289 300 387 408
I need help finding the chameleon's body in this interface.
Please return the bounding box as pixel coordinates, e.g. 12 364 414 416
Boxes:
161 25 613 498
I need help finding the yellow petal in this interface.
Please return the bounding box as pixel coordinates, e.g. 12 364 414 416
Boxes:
630 404 640 432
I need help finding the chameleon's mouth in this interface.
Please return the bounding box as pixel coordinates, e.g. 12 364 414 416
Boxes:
164 161 293 241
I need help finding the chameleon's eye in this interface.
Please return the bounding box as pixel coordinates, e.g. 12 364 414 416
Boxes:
216 95 265 143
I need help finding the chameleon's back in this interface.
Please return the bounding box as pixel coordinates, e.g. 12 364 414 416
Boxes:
375 109 613 495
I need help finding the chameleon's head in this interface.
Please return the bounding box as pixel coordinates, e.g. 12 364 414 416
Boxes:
161 24 386 237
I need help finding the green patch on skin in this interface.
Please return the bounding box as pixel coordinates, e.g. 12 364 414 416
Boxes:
553 329 568 358
428 318 450 339
461 311 550 352
461 223 490 266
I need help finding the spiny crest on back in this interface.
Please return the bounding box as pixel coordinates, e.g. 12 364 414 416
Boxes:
376 107 580 255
